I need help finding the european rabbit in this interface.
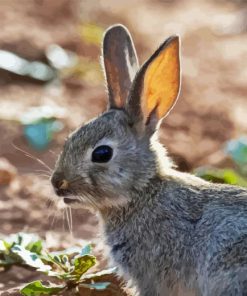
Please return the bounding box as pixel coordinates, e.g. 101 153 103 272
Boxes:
51 24 247 296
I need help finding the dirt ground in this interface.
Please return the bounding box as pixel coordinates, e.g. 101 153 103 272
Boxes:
0 0 247 294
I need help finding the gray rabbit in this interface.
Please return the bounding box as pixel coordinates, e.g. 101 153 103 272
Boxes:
51 24 247 296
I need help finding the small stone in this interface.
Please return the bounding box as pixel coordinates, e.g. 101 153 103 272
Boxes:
0 158 17 185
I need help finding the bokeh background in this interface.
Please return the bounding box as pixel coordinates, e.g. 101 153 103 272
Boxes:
0 0 247 294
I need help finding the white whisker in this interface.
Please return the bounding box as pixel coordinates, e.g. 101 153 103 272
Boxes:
12 144 52 172
65 207 73 235
50 208 60 230
69 207 73 234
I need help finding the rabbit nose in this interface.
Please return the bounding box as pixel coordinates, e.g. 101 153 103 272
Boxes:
58 179 69 190
51 173 70 196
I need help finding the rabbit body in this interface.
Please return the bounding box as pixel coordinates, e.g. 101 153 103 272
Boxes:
51 25 247 296
102 169 247 296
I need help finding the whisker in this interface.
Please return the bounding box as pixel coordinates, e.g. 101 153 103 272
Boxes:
35 169 51 176
65 207 73 235
79 193 99 211
48 149 56 156
50 207 60 229
45 199 56 217
12 144 52 172
46 198 53 207
65 208 69 233
62 209 65 232
46 206 56 223
35 174 51 179
69 207 73 235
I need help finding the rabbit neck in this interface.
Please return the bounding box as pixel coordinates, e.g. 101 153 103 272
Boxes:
100 175 161 222
99 174 199 293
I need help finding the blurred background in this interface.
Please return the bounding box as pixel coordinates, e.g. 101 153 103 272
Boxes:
0 0 247 293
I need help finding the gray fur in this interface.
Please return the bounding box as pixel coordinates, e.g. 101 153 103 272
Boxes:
51 25 247 296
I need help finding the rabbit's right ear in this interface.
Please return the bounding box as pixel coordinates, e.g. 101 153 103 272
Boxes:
102 24 139 109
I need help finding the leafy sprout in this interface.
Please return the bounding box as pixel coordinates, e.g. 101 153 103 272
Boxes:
195 167 247 187
196 137 247 187
0 232 117 296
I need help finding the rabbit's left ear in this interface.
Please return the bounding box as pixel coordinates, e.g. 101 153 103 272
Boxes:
127 36 180 132
103 24 139 109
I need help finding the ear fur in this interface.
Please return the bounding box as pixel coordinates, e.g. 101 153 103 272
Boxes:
127 35 180 132
102 24 139 109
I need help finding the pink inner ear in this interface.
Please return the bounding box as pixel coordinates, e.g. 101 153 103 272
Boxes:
141 37 180 120
105 59 125 108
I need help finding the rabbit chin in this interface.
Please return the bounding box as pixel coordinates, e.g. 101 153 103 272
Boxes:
62 195 94 210
63 191 130 212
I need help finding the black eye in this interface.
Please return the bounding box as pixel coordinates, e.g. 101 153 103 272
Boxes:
92 145 113 163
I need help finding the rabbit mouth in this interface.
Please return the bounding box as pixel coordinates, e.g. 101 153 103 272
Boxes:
54 188 72 197
63 197 79 204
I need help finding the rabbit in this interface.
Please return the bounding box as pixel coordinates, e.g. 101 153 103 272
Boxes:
51 24 247 296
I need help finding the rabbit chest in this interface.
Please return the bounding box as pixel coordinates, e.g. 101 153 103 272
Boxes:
103 209 195 295
104 211 164 278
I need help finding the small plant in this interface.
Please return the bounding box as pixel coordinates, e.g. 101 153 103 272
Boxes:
195 167 247 187
0 233 117 295
195 136 247 187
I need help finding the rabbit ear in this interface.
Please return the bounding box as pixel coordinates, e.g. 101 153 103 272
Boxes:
103 24 139 109
127 36 180 132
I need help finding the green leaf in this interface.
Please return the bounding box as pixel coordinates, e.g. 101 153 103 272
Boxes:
83 267 117 280
42 253 72 276
17 233 42 250
41 253 63 269
0 241 23 267
0 239 12 252
46 270 63 278
0 253 21 266
11 245 51 272
80 244 92 256
49 246 81 257
80 282 110 290
53 255 62 264
61 255 69 264
0 233 44 269
26 240 43 254
20 281 65 296
195 167 247 187
61 255 71 271
71 255 96 280
0 233 43 253
0 240 6 252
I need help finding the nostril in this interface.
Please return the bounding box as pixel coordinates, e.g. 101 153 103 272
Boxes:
58 179 69 190
51 172 65 189
51 173 70 196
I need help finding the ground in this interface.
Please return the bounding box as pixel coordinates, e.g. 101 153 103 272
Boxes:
0 0 246 295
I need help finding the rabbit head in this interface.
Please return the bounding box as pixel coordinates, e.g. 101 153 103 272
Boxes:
51 24 180 210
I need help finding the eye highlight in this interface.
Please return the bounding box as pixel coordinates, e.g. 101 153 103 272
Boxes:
92 145 113 163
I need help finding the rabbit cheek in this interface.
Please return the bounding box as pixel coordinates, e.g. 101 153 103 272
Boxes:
85 169 129 208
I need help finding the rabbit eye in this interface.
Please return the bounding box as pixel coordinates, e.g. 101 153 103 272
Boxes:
92 145 113 163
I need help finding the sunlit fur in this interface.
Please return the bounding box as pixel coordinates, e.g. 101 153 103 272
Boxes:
52 106 247 296
53 109 159 210
52 25 247 296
